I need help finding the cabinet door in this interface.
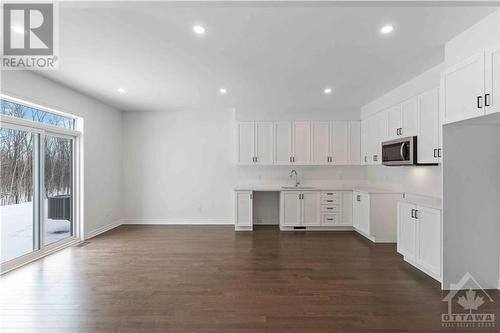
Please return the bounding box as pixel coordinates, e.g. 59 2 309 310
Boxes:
292 121 311 164
311 122 330 165
238 122 255 164
348 121 361 165
274 122 292 165
353 192 369 233
255 122 274 164
387 105 402 139
359 192 370 234
418 88 440 164
485 48 500 115
282 192 301 226
361 119 369 165
366 116 377 165
302 192 320 226
352 192 361 229
373 111 387 164
397 202 416 260
442 52 485 123
415 206 441 277
235 191 253 228
401 97 418 137
330 121 349 165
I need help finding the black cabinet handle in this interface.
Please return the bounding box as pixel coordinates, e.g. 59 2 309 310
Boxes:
477 95 483 109
356 195 361 202
411 209 415 218
438 148 442 158
433 149 437 158
415 210 419 219
485 93 490 107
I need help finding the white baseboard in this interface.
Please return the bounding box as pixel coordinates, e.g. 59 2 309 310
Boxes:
85 220 122 240
121 218 233 225
497 278 500 290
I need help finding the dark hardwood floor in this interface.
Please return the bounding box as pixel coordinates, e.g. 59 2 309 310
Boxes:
1 225 498 332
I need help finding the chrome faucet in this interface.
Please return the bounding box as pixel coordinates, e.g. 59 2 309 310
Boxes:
289 169 300 187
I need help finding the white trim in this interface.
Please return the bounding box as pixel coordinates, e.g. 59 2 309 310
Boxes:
0 238 80 275
1 93 78 122
497 278 500 291
85 220 122 240
253 218 279 225
0 114 81 137
121 218 233 225
280 226 354 231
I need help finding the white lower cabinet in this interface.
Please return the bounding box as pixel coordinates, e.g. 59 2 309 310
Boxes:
235 191 253 231
280 190 351 228
353 191 401 242
397 201 442 281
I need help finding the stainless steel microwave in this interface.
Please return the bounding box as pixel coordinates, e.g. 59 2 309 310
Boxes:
382 136 417 166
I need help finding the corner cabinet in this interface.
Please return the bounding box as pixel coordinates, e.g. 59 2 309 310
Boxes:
442 47 500 124
352 191 402 242
237 120 361 166
397 201 442 281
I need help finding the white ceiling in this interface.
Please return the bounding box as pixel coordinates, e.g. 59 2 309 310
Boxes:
39 2 497 115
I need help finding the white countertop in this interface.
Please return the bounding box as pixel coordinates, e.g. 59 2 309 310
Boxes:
400 193 442 210
234 181 403 194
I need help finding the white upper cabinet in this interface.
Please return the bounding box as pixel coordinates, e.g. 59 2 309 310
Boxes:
330 121 349 165
237 122 255 164
237 120 360 166
292 121 311 165
348 121 361 165
274 122 293 165
386 98 418 140
418 88 441 164
255 122 274 164
485 48 500 115
361 119 369 165
372 111 387 164
387 104 402 140
311 122 330 165
442 51 485 124
401 97 418 137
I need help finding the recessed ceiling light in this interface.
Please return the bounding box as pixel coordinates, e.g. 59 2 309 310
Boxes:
219 88 227 94
193 25 206 35
117 88 126 94
380 25 394 34
323 87 332 94
11 25 25 34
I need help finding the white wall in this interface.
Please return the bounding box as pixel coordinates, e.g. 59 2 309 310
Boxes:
1 71 123 238
360 63 444 198
445 9 499 67
121 109 367 223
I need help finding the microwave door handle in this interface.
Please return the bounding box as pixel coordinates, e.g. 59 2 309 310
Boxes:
400 142 405 160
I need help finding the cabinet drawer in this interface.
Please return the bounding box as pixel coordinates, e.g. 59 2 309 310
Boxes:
321 191 340 199
322 213 339 225
321 197 340 205
321 205 340 213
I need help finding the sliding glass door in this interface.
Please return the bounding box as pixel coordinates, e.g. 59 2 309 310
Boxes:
0 126 39 263
44 135 73 245
1 96 79 269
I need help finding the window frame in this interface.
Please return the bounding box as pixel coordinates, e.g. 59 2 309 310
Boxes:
0 94 83 274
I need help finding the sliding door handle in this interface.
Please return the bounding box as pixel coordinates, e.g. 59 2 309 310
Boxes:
485 93 491 107
477 95 483 109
